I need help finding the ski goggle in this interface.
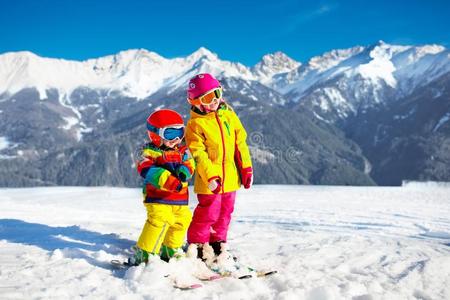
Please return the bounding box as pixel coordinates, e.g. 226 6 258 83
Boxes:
147 124 185 141
188 87 223 106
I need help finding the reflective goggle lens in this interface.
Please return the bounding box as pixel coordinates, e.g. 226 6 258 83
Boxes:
162 127 185 141
198 87 222 105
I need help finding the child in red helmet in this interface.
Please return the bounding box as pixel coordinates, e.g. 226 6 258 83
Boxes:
129 109 195 266
184 73 253 271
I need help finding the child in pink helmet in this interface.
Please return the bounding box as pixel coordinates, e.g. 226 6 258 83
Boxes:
184 73 253 270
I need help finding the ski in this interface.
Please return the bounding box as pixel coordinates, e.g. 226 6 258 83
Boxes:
111 259 203 290
245 265 278 277
197 273 222 281
173 282 203 290
110 259 131 269
208 258 277 279
111 254 276 285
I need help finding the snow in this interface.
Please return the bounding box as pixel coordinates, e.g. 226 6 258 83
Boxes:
0 185 449 299
1 42 449 118
0 137 17 159
252 52 301 84
279 41 450 114
0 136 9 151
249 146 276 164
0 48 252 100
433 112 450 132
0 47 295 105
356 44 397 88
393 107 417 121
1 47 301 103
57 116 92 141
60 116 79 130
78 127 94 141
279 45 367 97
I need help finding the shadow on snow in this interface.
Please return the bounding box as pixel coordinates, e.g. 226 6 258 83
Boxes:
0 219 134 273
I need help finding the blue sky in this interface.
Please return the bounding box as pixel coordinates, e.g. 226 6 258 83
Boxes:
1 0 449 65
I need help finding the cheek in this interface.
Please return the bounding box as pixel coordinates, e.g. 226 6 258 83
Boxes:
164 140 181 147
209 102 219 110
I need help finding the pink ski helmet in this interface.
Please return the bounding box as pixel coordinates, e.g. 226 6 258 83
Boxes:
187 73 221 100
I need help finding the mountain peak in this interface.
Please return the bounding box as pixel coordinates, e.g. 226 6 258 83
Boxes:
307 45 365 71
261 51 299 64
109 48 165 62
253 51 300 79
188 47 218 61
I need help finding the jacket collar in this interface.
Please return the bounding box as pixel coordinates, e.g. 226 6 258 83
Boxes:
190 102 229 119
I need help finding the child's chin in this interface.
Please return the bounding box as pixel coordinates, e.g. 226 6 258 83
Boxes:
164 141 181 148
206 105 219 112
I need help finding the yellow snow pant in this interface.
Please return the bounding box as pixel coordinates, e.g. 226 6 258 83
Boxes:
136 203 192 254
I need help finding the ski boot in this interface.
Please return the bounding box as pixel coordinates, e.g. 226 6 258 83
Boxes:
127 245 150 266
160 245 185 262
208 241 238 274
186 243 215 263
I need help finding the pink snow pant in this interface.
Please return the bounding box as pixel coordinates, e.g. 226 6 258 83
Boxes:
187 191 236 244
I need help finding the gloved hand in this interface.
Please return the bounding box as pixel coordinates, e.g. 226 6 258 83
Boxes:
241 167 253 189
165 175 183 192
176 165 192 182
208 178 222 194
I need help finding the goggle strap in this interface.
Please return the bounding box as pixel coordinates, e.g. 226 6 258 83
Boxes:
147 123 158 133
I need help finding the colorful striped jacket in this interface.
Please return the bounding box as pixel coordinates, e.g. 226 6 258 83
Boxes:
136 143 195 205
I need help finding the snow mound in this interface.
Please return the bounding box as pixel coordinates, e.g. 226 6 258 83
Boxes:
402 180 450 188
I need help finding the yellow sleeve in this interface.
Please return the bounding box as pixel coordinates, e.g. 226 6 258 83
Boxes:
231 111 252 169
185 121 221 183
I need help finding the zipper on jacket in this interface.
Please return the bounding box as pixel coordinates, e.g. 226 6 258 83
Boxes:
215 111 226 194
224 121 231 136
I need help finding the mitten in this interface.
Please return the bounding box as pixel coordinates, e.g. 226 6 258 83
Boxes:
163 175 183 192
176 165 192 182
241 167 253 189
208 178 222 194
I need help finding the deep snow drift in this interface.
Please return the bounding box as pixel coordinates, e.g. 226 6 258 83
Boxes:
0 184 449 299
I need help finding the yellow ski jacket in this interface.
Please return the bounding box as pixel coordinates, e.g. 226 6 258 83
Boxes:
185 103 252 194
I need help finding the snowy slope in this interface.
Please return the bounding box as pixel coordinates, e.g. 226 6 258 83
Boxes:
1 184 449 299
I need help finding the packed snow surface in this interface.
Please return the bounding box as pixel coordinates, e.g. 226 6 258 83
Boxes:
0 184 449 299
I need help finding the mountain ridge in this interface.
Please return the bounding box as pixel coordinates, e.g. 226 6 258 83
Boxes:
1 41 449 186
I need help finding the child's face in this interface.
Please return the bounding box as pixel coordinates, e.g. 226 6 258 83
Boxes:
162 138 182 148
203 98 220 112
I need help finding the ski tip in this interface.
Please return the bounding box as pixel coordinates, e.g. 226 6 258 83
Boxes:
257 270 278 277
111 260 127 267
208 274 222 281
111 259 136 269
175 283 203 290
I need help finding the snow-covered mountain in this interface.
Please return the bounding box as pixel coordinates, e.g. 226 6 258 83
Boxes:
0 47 297 101
251 51 301 84
0 42 449 186
279 41 450 121
277 41 450 185
2 41 449 104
